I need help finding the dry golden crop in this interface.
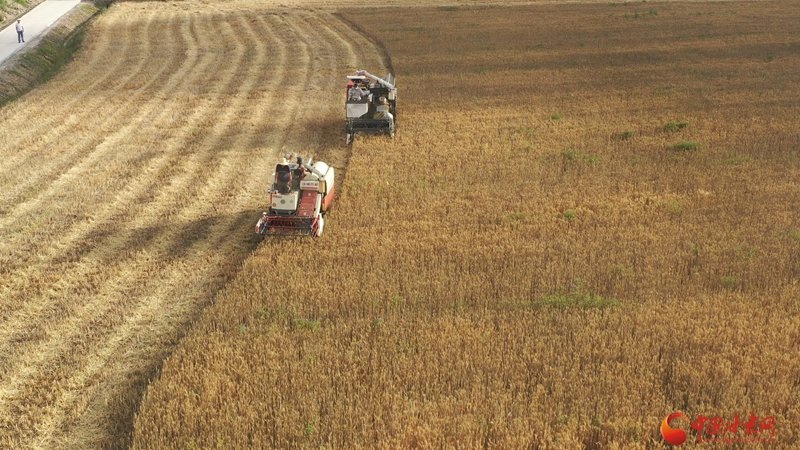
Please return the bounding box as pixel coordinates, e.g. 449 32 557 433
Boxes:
131 1 800 449
2 0 799 448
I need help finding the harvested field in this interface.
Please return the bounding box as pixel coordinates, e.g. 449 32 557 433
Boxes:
132 1 800 449
0 1 385 448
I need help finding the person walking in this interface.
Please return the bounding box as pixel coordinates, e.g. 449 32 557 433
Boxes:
16 20 24 43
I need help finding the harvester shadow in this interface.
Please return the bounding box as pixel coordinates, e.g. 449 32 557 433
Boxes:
99 208 264 448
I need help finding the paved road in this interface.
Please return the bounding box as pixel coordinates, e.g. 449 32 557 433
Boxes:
0 0 81 64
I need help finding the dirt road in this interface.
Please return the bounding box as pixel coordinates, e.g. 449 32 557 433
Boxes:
0 2 385 447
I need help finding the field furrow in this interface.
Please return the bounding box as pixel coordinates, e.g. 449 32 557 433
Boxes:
0 9 161 205
0 9 144 167
36 15 294 441
0 11 210 347
131 2 800 448
0 2 381 448
0 11 248 407
0 10 183 264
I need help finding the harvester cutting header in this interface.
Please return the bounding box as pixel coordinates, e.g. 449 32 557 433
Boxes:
255 154 335 238
345 69 397 144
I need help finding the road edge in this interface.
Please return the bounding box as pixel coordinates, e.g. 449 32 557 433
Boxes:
0 0 47 31
0 1 100 107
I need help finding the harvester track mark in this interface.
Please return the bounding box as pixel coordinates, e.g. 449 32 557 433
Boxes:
0 7 211 406
0 10 145 171
42 13 305 443
0 11 162 209
0 12 251 422
0 10 183 254
0 11 208 329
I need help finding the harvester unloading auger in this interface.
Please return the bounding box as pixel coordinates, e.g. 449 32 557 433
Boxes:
255 155 335 238
345 69 397 145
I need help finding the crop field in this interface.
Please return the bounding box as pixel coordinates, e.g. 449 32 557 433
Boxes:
130 1 800 449
1 0 798 449
0 1 387 447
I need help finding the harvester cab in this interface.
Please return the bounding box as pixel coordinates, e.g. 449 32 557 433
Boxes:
255 155 335 238
345 69 397 145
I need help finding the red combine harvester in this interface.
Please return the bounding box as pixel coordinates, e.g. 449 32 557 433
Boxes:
255 155 335 238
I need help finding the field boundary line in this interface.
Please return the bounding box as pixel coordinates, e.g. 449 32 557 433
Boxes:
332 11 394 76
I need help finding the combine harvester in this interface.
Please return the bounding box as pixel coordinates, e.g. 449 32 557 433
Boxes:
345 69 397 145
255 155 334 238
255 69 395 237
